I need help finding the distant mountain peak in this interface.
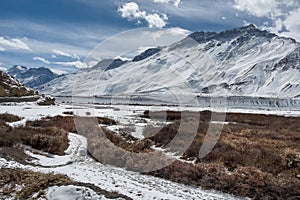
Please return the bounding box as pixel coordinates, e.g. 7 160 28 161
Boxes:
189 25 276 44
239 24 256 30
13 65 27 71
8 66 58 88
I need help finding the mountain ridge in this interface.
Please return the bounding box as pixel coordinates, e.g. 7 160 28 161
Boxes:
38 25 300 99
8 65 58 88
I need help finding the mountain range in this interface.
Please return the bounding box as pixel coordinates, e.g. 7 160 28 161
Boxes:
8 65 58 88
33 25 300 98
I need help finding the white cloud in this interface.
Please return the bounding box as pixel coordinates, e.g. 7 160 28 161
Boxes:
118 2 168 28
233 0 300 42
53 49 80 59
0 46 5 51
153 0 181 7
233 0 279 18
34 55 91 69
0 37 31 51
54 61 89 69
33 56 50 64
145 13 168 28
85 27 191 62
49 68 68 75
280 7 300 41
119 2 146 19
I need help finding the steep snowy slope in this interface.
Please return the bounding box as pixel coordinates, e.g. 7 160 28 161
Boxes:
39 25 300 98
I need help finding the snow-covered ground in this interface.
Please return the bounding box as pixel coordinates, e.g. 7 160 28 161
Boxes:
1 101 299 199
1 147 244 200
45 185 113 200
0 102 252 199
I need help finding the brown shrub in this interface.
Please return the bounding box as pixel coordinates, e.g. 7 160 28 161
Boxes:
37 97 55 106
142 110 212 122
0 120 12 132
26 115 76 133
62 111 74 115
148 160 300 199
97 117 117 125
0 113 22 122
142 110 181 121
0 126 69 155
26 115 117 133
0 168 133 200
0 168 72 199
147 160 205 185
144 110 300 199
146 121 180 146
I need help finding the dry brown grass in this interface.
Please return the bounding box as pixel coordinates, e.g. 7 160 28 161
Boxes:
0 126 69 155
26 115 76 133
0 168 132 200
25 115 151 156
0 168 72 199
0 120 12 132
0 113 22 122
0 114 69 157
3 111 299 198
144 111 300 199
26 115 117 133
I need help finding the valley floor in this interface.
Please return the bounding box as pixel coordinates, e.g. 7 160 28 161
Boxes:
0 101 299 199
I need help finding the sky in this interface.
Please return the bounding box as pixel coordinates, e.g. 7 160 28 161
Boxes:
0 0 300 74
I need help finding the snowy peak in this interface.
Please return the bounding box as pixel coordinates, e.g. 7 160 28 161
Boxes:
189 24 277 44
8 65 28 76
8 66 58 88
38 25 300 99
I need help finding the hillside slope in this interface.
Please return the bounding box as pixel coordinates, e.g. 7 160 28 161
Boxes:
0 70 35 97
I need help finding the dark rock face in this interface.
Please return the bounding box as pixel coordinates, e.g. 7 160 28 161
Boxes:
133 48 161 62
0 70 35 97
92 59 127 71
8 66 58 88
189 24 277 44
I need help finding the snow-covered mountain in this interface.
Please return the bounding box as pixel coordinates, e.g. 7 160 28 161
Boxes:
8 65 58 88
38 25 300 99
0 70 35 97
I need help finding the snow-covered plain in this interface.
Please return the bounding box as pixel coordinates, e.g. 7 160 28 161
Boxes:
2 101 300 199
45 185 116 200
0 102 255 199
